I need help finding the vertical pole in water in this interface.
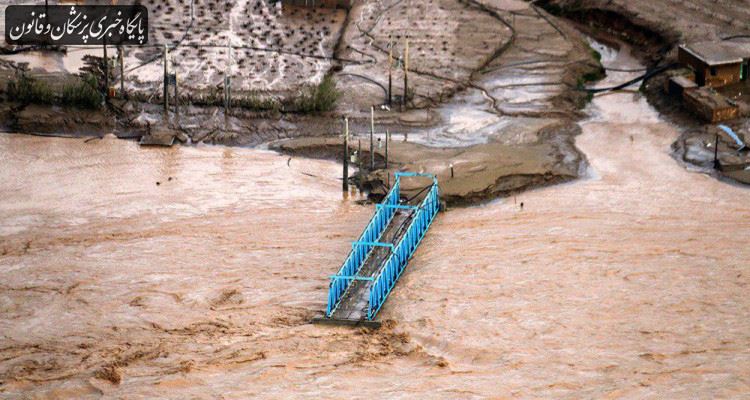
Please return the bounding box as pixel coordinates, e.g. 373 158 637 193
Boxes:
370 106 375 170
225 40 232 114
103 38 109 102
388 40 393 106
385 129 389 169
163 44 169 114
118 46 125 98
714 133 720 170
343 118 349 192
403 39 409 110
358 138 362 188
174 71 179 124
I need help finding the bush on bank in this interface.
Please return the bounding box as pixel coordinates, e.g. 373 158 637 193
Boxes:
287 75 340 113
6 74 341 114
173 76 339 114
7 75 55 105
6 74 103 109
61 74 103 109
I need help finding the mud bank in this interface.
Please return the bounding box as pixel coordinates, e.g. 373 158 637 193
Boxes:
539 0 750 187
0 100 340 147
1 0 604 206
535 0 677 65
272 120 584 206
0 103 116 137
671 129 750 185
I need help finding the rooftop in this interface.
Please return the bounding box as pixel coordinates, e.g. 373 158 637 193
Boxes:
680 41 750 66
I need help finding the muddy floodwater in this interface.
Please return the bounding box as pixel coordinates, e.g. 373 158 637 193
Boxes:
2 45 750 398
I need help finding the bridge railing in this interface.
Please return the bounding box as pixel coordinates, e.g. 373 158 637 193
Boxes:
326 179 401 316
367 173 439 320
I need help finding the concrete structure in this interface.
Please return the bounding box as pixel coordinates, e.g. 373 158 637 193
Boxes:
667 75 698 96
683 87 739 122
678 42 750 88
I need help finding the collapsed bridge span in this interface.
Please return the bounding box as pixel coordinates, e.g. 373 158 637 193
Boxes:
314 172 440 327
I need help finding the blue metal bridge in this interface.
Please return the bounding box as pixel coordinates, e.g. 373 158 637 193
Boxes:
315 172 440 326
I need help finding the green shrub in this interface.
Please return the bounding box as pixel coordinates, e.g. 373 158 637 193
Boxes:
61 74 103 109
290 75 340 113
6 75 55 104
577 69 605 89
6 74 102 109
591 48 602 62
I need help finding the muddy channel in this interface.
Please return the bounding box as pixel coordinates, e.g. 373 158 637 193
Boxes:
1 42 749 400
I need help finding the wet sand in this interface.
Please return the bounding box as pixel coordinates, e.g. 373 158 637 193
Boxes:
1 46 750 399
272 123 583 206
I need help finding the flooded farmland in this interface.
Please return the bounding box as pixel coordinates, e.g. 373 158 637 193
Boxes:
1 43 749 400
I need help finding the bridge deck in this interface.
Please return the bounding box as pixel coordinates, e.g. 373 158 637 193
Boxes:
317 172 440 326
330 209 413 321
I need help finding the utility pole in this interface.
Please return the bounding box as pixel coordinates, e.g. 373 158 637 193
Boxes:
343 118 349 192
370 106 375 170
225 39 232 114
403 39 409 110
163 44 169 114
357 139 362 188
118 46 125 98
388 40 393 106
714 133 720 170
103 37 109 102
174 69 179 123
385 129 389 169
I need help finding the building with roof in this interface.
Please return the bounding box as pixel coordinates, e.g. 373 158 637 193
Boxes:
678 42 750 88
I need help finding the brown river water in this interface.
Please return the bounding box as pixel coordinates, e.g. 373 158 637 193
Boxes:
1 44 749 398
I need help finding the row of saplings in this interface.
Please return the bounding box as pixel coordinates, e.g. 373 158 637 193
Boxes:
6 54 113 110
187 75 340 113
6 74 103 110
5 72 341 114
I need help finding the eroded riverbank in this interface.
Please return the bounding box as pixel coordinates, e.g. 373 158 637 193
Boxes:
1 0 604 206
